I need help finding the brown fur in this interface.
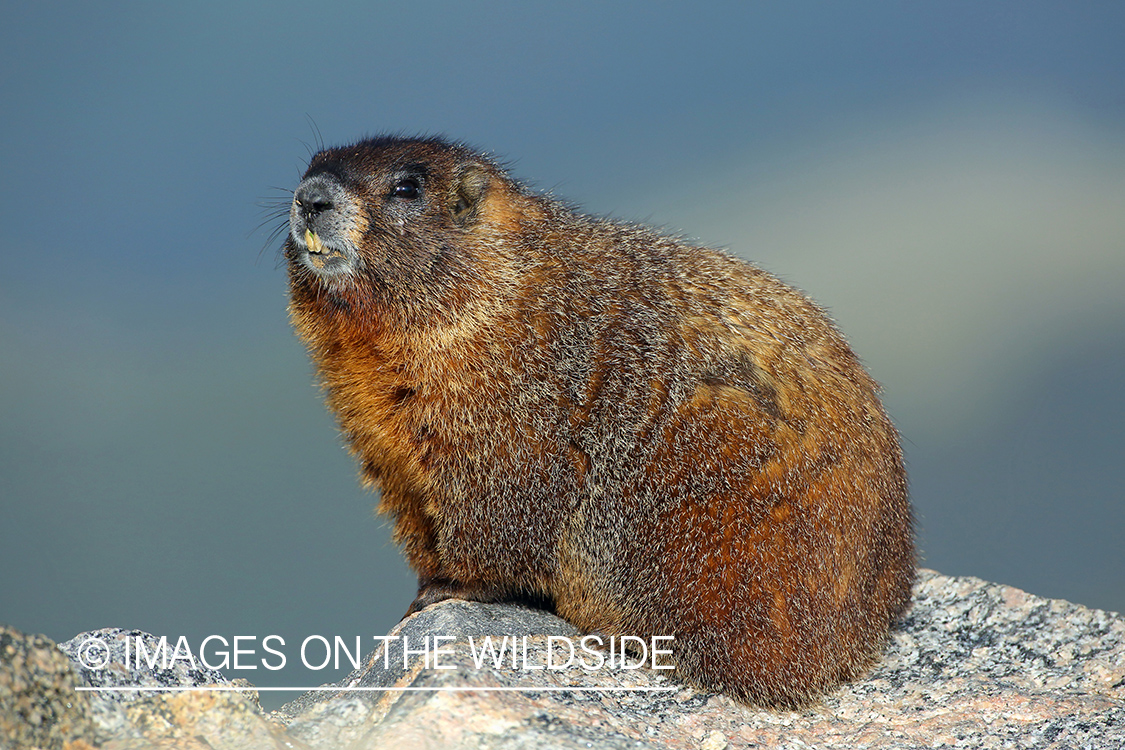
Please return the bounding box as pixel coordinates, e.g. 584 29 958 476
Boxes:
282 135 915 707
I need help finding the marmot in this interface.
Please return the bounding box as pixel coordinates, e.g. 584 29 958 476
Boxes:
283 135 914 707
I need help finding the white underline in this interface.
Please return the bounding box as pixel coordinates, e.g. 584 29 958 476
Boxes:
75 685 675 693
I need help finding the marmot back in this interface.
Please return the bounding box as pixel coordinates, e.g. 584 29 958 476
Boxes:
283 135 915 707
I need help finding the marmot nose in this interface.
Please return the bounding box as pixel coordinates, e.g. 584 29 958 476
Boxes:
294 182 336 219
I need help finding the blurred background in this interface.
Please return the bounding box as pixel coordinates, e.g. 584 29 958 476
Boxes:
2 2 1122 707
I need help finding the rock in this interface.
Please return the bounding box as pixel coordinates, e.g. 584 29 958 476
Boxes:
276 598 583 748
54 627 251 741
57 628 234 706
272 570 1125 748
2 570 1123 749
6 626 296 749
0 627 96 750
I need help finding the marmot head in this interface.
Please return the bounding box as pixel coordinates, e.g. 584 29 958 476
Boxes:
285 137 511 302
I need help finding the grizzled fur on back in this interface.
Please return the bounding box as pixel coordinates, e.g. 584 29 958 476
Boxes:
283 135 915 707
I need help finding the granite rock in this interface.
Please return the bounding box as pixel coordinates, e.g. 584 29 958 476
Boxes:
3 626 293 749
0 627 96 750
274 569 1125 748
2 570 1122 749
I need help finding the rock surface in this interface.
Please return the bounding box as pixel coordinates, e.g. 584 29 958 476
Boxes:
2 569 1123 749
0 628 96 750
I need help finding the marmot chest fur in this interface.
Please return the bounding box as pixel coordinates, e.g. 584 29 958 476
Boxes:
283 135 914 707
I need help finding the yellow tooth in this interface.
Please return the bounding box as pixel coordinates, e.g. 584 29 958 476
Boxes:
305 229 325 254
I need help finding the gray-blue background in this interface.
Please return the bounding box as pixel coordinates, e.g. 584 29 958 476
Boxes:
3 2 1122 705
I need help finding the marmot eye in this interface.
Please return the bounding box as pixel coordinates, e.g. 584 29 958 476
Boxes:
392 178 421 200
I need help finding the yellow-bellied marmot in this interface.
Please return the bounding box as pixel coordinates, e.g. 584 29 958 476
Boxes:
283 135 914 707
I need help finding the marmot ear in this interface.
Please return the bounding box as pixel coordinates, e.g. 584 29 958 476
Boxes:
451 165 490 226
